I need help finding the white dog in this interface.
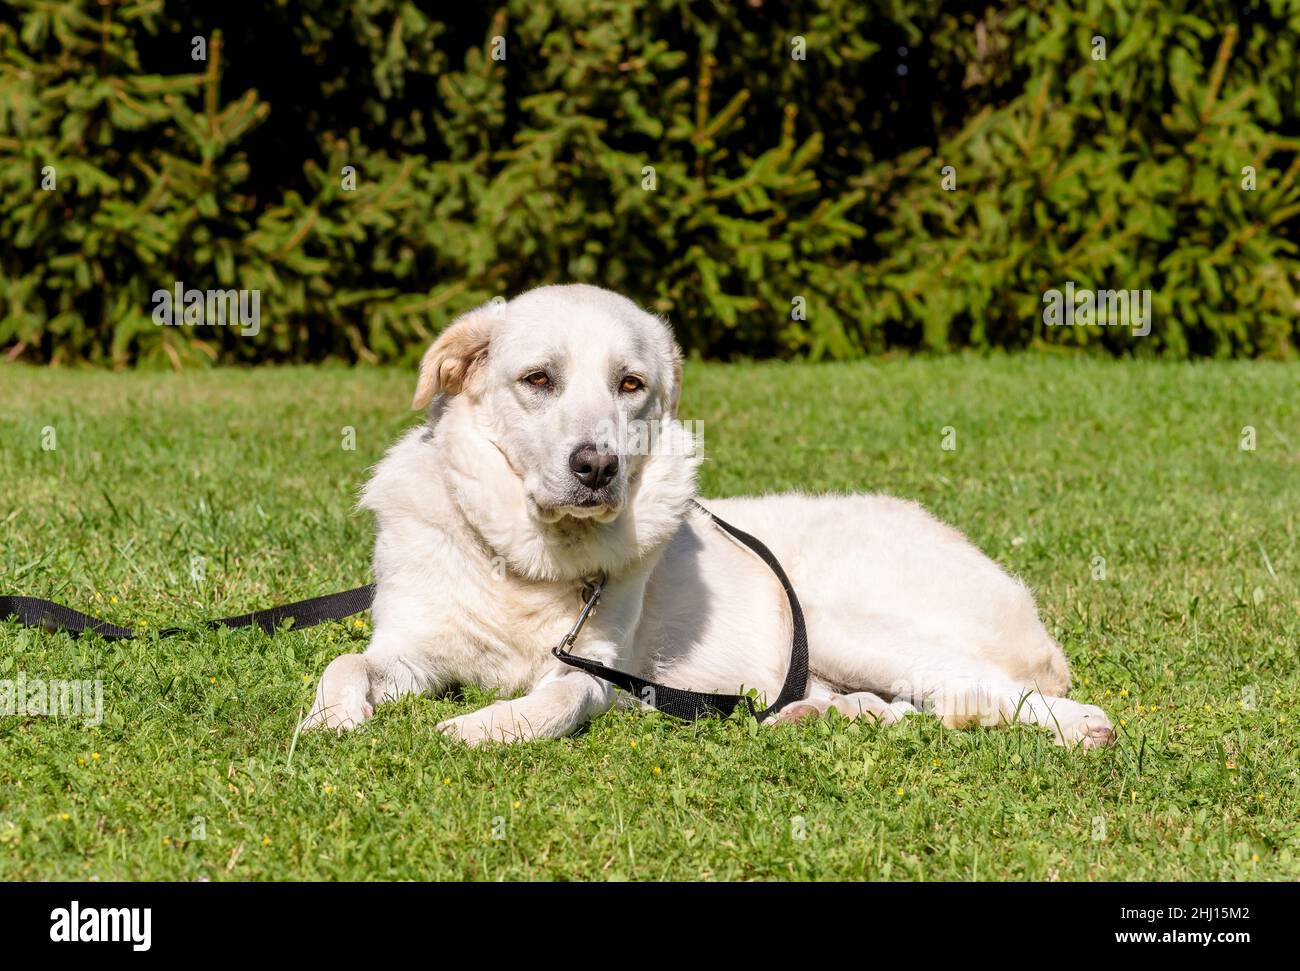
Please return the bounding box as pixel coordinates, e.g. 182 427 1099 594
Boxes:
304 284 1115 748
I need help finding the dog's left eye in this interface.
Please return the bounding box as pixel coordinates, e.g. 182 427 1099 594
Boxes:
619 376 645 393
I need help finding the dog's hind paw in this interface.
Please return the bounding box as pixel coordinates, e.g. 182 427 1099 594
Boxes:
770 701 827 724
1054 703 1116 750
771 693 916 727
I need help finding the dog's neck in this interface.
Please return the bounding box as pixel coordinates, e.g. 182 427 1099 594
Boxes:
434 398 699 584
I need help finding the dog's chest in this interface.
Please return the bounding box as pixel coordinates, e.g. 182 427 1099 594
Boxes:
442 576 578 692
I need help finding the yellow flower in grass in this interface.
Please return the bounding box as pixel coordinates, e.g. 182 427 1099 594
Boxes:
209 677 216 684
1119 689 1130 699
652 766 662 776
59 813 71 822
91 752 100 761
896 787 905 797
261 836 271 846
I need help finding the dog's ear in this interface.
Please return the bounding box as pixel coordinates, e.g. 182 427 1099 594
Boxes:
667 341 684 418
411 305 495 410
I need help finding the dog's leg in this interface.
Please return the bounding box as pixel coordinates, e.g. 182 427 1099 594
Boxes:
961 683 1115 749
302 647 433 732
806 616 1114 748
436 668 614 746
885 662 1115 748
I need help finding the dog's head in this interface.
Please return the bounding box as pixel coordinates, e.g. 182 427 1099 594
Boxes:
410 285 697 577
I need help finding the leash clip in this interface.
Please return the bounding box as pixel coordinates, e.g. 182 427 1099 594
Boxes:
553 573 605 658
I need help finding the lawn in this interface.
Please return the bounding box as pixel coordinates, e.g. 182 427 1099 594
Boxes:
0 356 1296 881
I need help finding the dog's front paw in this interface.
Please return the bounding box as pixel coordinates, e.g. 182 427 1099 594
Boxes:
437 703 534 746
302 692 373 732
301 655 374 732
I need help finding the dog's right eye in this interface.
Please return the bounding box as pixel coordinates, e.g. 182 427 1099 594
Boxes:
523 371 551 389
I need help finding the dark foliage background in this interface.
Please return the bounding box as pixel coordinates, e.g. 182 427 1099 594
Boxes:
1 0 1297 367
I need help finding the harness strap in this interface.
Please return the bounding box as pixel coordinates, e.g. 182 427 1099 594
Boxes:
0 504 808 723
552 501 808 722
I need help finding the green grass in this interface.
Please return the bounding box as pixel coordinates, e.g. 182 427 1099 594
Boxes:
0 356 1296 881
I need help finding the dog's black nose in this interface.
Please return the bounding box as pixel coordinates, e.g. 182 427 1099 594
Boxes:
569 444 619 490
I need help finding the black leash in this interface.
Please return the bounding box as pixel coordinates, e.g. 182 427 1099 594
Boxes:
0 585 376 641
0 503 808 723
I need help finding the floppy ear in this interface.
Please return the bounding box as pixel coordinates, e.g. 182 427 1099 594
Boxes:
411 306 495 410
667 342 684 418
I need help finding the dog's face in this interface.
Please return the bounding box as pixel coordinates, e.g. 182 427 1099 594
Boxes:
412 285 682 525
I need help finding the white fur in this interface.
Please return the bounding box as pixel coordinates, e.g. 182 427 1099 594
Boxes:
304 285 1114 749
